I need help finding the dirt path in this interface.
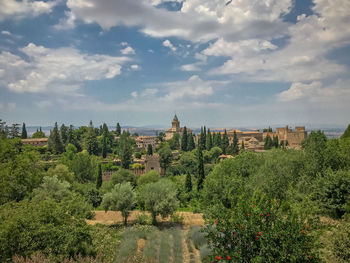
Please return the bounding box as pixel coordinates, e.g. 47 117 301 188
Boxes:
182 228 190 263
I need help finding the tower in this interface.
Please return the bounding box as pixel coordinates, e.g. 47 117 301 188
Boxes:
172 114 180 132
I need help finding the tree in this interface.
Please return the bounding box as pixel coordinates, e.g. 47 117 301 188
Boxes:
206 129 213 150
221 130 229 154
197 146 205 190
341 124 350 139
117 132 134 169
100 123 112 158
9 123 20 138
85 121 99 155
60 124 68 145
159 146 173 173
241 140 245 151
273 136 279 148
181 126 188 151
111 168 137 187
116 122 121 136
0 119 8 139
187 133 195 151
48 122 64 154
137 170 160 186
168 132 180 150
147 143 153 155
138 179 179 225
21 123 27 139
102 182 135 225
232 130 239 155
96 163 102 189
185 172 192 193
32 127 45 138
157 131 165 142
33 175 70 202
264 135 273 150
46 164 74 183
70 152 94 182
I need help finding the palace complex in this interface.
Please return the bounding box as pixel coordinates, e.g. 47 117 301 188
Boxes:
165 114 192 140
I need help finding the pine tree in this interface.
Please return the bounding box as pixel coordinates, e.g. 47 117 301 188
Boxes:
181 126 188 151
187 133 195 151
197 146 205 190
101 123 110 158
116 123 121 136
85 121 99 155
96 163 102 189
241 141 245 151
147 144 153 155
9 123 20 138
67 125 74 144
48 122 64 154
221 130 229 154
60 124 68 145
341 124 350 139
206 128 213 150
21 123 27 139
232 130 239 155
185 172 192 193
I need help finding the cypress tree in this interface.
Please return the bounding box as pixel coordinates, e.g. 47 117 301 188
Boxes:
187 133 195 151
206 128 213 150
341 124 350 139
202 126 207 150
273 136 279 148
197 146 205 190
60 124 68 145
96 163 102 189
264 135 273 150
116 123 121 136
185 172 192 193
67 125 74 144
85 120 99 155
221 130 229 154
232 130 239 155
147 144 153 155
21 123 27 139
48 122 64 154
101 123 110 158
181 126 188 151
241 140 245 151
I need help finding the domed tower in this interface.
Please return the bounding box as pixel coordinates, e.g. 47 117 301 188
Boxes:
172 114 180 132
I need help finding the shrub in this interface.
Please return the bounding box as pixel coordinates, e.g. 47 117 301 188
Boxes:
202 195 320 262
136 212 151 225
332 221 350 263
170 212 184 224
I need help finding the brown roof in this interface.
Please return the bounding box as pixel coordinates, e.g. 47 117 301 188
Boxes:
21 138 48 142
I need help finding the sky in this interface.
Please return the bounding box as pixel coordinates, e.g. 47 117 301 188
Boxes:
0 0 349 128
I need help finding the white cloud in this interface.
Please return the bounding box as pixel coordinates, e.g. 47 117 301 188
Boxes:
1 30 11 35
120 46 135 55
180 64 200 71
0 0 56 21
130 64 139 70
162 39 176 52
0 43 131 94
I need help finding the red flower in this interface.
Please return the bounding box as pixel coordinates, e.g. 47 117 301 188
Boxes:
253 205 256 207
260 213 264 216
309 255 312 259
267 213 270 216
227 256 231 260
215 255 222 260
256 237 259 240
248 214 250 216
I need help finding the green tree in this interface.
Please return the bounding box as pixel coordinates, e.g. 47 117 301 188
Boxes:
159 146 173 174
138 179 179 225
9 123 20 138
100 123 112 158
273 136 279 148
341 124 350 139
221 130 229 154
118 132 134 169
264 135 273 150
168 132 180 150
32 127 46 138
116 122 121 136
197 146 205 190
60 124 68 145
85 121 99 155
70 152 94 182
187 133 195 151
241 140 245 151
157 131 165 142
232 130 239 155
48 122 64 154
181 126 188 151
111 168 137 187
46 164 74 183
147 143 153 155
21 123 27 139
137 170 160 186
67 125 75 145
33 175 70 202
96 163 102 189
102 182 135 225
185 172 192 193
206 129 213 150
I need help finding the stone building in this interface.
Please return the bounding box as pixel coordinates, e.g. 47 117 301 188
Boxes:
135 136 158 150
21 138 48 146
165 114 192 140
263 126 307 149
144 153 164 175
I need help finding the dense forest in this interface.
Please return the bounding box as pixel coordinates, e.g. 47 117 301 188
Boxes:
0 120 349 262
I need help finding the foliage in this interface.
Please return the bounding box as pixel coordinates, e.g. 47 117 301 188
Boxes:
111 168 137 187
0 199 94 262
46 164 74 183
96 163 102 189
331 220 350 263
85 121 99 155
202 195 320 262
31 128 46 138
48 122 64 154
158 145 173 172
147 143 153 155
70 151 95 183
340 124 350 139
138 179 179 224
168 132 180 150
21 123 27 139
33 175 70 202
117 132 134 169
137 170 160 186
102 182 135 225
197 146 205 190
185 172 193 193
181 126 188 151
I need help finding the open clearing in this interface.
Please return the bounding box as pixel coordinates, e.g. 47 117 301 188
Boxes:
87 211 204 227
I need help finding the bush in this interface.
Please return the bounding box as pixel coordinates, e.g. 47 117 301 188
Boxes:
170 212 184 224
136 212 151 225
332 221 350 263
202 195 320 262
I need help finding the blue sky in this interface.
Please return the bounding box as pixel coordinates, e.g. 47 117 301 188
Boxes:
0 0 349 128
